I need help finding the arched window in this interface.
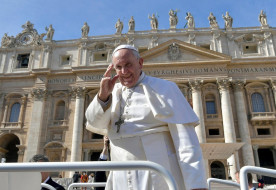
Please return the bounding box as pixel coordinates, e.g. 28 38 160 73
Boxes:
9 103 21 122
54 101 65 120
251 93 265 112
205 94 217 114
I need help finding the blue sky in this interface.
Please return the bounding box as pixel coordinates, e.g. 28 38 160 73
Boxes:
0 0 276 41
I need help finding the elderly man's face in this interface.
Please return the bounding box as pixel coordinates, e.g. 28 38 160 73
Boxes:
112 49 143 88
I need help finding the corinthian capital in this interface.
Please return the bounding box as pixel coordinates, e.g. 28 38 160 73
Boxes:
31 88 48 100
232 79 246 91
189 79 203 92
70 86 86 99
270 79 276 91
217 78 231 92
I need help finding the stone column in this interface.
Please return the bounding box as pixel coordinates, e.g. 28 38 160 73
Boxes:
16 145 25 162
233 80 255 166
70 87 86 162
1 96 8 127
189 79 209 177
252 145 260 167
83 149 90 161
189 79 206 143
217 78 239 180
24 88 47 162
272 145 276 169
18 96 27 127
270 80 276 108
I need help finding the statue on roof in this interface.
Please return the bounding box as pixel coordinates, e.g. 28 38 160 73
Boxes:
208 12 219 29
222 11 233 29
259 10 268 27
45 24 54 41
169 9 178 29
185 12 195 29
81 22 90 38
148 13 158 30
128 16 135 32
115 19 123 34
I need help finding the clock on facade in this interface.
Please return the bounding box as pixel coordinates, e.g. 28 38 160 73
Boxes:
19 32 34 45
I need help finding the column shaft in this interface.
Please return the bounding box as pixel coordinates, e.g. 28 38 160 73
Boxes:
24 89 47 162
218 78 238 180
233 81 255 166
71 87 85 162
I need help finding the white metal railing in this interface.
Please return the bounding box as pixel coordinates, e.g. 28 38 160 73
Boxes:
207 178 240 189
240 166 276 190
68 182 106 190
0 161 177 190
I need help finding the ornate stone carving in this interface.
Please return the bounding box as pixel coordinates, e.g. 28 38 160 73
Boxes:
81 22 90 38
128 16 135 33
1 21 46 48
115 19 123 34
148 14 158 30
270 79 276 91
169 9 178 29
208 12 219 29
127 37 134 46
149 36 158 49
70 87 86 99
217 78 231 92
222 11 233 30
168 43 180 60
189 79 203 92
232 79 246 91
185 12 195 29
31 88 48 100
252 145 259 150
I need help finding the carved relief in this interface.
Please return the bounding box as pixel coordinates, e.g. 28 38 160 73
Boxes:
217 78 231 92
31 88 48 100
189 79 203 92
1 21 46 48
70 87 86 99
168 43 180 60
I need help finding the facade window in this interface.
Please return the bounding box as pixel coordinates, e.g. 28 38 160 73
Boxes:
243 44 258 54
17 54 30 68
251 92 265 112
93 52 107 61
209 128 220 136
205 94 217 114
206 101 216 114
257 128 271 135
61 55 71 65
9 102 21 122
54 101 65 120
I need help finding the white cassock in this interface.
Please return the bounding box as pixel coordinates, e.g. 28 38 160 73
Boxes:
86 72 207 190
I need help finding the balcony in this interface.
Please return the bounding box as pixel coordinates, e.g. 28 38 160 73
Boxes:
0 122 22 130
250 112 276 125
206 114 218 119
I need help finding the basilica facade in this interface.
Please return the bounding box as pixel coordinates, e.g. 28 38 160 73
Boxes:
0 11 276 182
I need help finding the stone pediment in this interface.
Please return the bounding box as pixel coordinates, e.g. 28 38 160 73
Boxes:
140 39 231 64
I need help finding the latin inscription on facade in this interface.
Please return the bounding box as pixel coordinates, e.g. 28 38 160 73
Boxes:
46 66 276 84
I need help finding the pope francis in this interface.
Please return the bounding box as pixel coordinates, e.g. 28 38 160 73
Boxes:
85 45 208 190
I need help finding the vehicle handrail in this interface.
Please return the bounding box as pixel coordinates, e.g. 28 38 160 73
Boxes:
41 183 56 190
240 166 276 190
68 182 106 190
207 178 240 189
0 161 177 190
